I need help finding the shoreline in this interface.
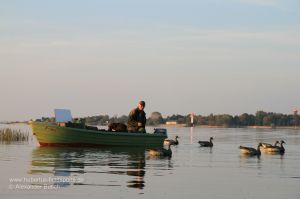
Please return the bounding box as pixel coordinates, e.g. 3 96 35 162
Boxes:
1 122 299 130
156 124 299 129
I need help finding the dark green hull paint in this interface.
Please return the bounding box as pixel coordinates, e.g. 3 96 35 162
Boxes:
31 122 167 147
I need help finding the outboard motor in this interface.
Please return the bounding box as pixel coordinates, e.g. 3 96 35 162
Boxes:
154 128 167 136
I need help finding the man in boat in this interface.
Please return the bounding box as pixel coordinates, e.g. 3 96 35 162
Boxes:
127 101 146 133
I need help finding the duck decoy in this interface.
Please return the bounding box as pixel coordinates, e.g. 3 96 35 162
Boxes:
164 136 179 145
239 143 263 156
262 141 280 153
278 140 286 154
149 144 172 157
263 140 285 154
261 140 279 149
198 137 213 147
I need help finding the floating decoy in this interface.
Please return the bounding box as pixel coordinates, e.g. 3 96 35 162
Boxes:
262 141 280 153
261 141 279 149
149 144 172 157
198 137 213 147
278 140 286 154
263 140 285 154
164 136 179 145
239 143 263 156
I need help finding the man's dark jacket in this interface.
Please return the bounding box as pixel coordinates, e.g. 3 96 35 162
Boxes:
127 108 146 132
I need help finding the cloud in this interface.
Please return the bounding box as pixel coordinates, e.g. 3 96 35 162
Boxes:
229 0 300 13
230 0 280 7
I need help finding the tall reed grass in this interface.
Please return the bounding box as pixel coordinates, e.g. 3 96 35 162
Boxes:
0 128 29 143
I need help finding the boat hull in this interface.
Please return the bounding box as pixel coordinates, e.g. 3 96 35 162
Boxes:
31 122 167 147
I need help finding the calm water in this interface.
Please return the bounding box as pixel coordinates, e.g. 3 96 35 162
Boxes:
1 124 300 199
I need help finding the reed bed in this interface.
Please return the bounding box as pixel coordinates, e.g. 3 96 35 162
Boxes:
0 128 29 143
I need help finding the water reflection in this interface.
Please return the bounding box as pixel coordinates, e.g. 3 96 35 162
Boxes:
30 147 147 189
125 149 146 189
239 154 262 170
190 127 194 144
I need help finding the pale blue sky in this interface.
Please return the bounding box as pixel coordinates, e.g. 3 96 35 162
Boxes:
1 0 300 121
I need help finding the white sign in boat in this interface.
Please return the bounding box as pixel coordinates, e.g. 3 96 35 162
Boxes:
54 109 73 122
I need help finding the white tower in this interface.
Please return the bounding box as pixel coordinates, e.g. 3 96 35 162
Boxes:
190 113 195 127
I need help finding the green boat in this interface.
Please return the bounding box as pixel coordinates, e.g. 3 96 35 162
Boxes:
30 122 167 147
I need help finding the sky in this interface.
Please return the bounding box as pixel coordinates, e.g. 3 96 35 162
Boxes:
1 0 300 121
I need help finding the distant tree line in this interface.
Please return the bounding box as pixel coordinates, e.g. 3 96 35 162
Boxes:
38 110 299 127
154 111 299 127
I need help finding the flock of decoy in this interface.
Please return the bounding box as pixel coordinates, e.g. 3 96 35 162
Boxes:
240 140 286 156
149 136 286 157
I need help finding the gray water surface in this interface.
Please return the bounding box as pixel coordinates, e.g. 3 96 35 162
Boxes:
1 124 299 199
